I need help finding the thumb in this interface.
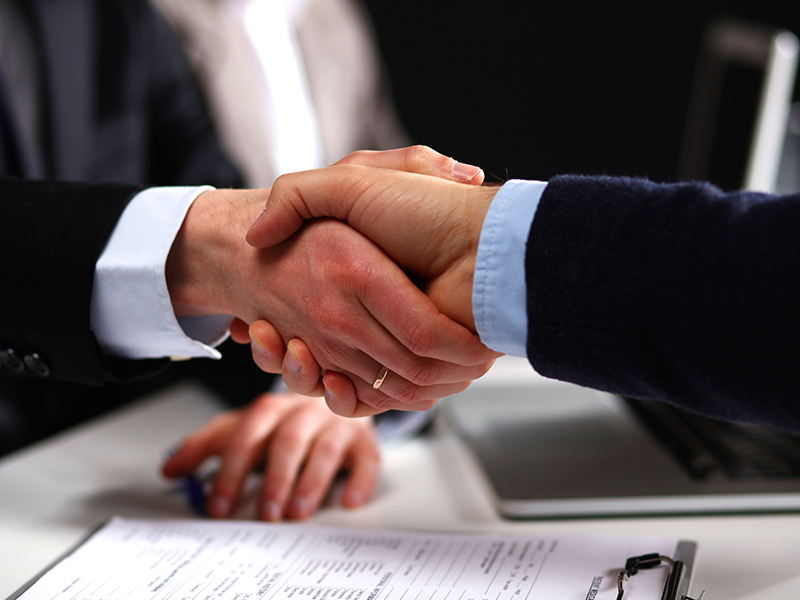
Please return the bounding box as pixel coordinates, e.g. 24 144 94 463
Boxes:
246 146 485 248
245 166 366 248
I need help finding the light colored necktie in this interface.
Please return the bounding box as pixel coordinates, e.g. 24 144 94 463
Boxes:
232 0 323 176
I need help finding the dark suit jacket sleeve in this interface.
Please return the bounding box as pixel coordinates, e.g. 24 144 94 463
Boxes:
525 175 800 432
0 0 243 386
0 177 152 385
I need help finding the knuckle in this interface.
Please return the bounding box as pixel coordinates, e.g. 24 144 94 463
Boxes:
402 361 440 388
389 382 426 405
402 320 439 358
271 430 307 455
393 385 438 409
265 472 294 494
271 172 292 192
313 436 345 459
339 149 370 164
403 144 436 169
362 389 405 412
221 433 255 457
250 393 277 411
320 309 351 336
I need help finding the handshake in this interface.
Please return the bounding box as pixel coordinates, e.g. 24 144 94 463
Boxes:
166 146 506 418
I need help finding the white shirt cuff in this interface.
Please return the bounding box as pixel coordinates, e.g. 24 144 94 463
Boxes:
91 186 231 360
473 179 547 356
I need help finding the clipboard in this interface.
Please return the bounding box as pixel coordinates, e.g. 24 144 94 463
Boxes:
6 517 699 600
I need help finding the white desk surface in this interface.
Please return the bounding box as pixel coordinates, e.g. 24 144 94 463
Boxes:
1 357 799 600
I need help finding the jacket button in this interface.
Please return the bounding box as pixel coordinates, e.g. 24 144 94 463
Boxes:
0 349 25 372
24 353 50 377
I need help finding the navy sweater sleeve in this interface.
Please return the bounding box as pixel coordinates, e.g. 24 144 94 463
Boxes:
525 175 800 432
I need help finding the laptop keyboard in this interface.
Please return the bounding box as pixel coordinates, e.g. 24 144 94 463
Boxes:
624 398 800 480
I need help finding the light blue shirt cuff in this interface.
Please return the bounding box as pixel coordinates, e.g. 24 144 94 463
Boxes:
91 186 231 360
473 179 547 356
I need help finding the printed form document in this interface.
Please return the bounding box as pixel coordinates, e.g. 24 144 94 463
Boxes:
10 518 695 600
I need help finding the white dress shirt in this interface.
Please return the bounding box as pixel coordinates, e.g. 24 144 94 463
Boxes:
91 187 229 361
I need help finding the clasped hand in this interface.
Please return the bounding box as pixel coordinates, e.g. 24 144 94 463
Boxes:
167 146 499 418
236 146 502 416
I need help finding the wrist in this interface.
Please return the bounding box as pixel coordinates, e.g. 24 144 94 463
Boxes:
427 184 498 331
166 188 265 319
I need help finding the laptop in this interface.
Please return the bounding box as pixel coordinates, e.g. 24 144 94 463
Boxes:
443 20 800 519
442 359 800 518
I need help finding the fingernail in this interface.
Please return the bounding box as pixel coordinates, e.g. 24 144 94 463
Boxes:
452 161 483 182
248 204 268 233
284 346 302 375
343 490 364 507
208 495 231 517
323 381 336 406
261 500 282 521
290 497 311 518
249 329 267 356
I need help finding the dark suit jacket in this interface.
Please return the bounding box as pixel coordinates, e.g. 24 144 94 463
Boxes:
526 175 800 432
0 0 241 386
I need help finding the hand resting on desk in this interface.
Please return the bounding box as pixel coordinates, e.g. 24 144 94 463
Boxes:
162 391 379 520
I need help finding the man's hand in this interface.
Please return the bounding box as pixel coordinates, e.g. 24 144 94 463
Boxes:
162 392 380 520
247 165 498 329
242 147 501 415
166 190 496 416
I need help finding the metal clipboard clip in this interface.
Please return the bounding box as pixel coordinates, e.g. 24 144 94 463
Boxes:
617 553 706 600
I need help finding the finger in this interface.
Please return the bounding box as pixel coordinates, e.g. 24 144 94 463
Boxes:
250 222 494 399
206 395 290 518
257 406 327 521
340 425 381 508
360 269 501 368
322 372 364 417
229 318 251 344
284 422 364 519
249 321 287 374
334 146 484 185
161 411 241 478
351 370 471 412
321 371 447 418
282 228 496 386
282 338 324 396
327 263 497 387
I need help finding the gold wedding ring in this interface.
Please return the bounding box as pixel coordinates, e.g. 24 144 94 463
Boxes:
372 365 389 390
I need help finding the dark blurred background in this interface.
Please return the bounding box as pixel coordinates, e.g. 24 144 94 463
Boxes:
362 0 800 184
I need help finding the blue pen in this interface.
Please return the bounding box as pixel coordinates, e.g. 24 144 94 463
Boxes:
166 445 209 517
181 474 208 517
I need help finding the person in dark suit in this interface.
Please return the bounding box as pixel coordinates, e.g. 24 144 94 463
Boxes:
0 0 240 385
244 146 800 434
0 2 493 518
0 0 488 386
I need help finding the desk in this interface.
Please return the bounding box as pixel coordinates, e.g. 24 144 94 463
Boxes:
1 358 799 600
